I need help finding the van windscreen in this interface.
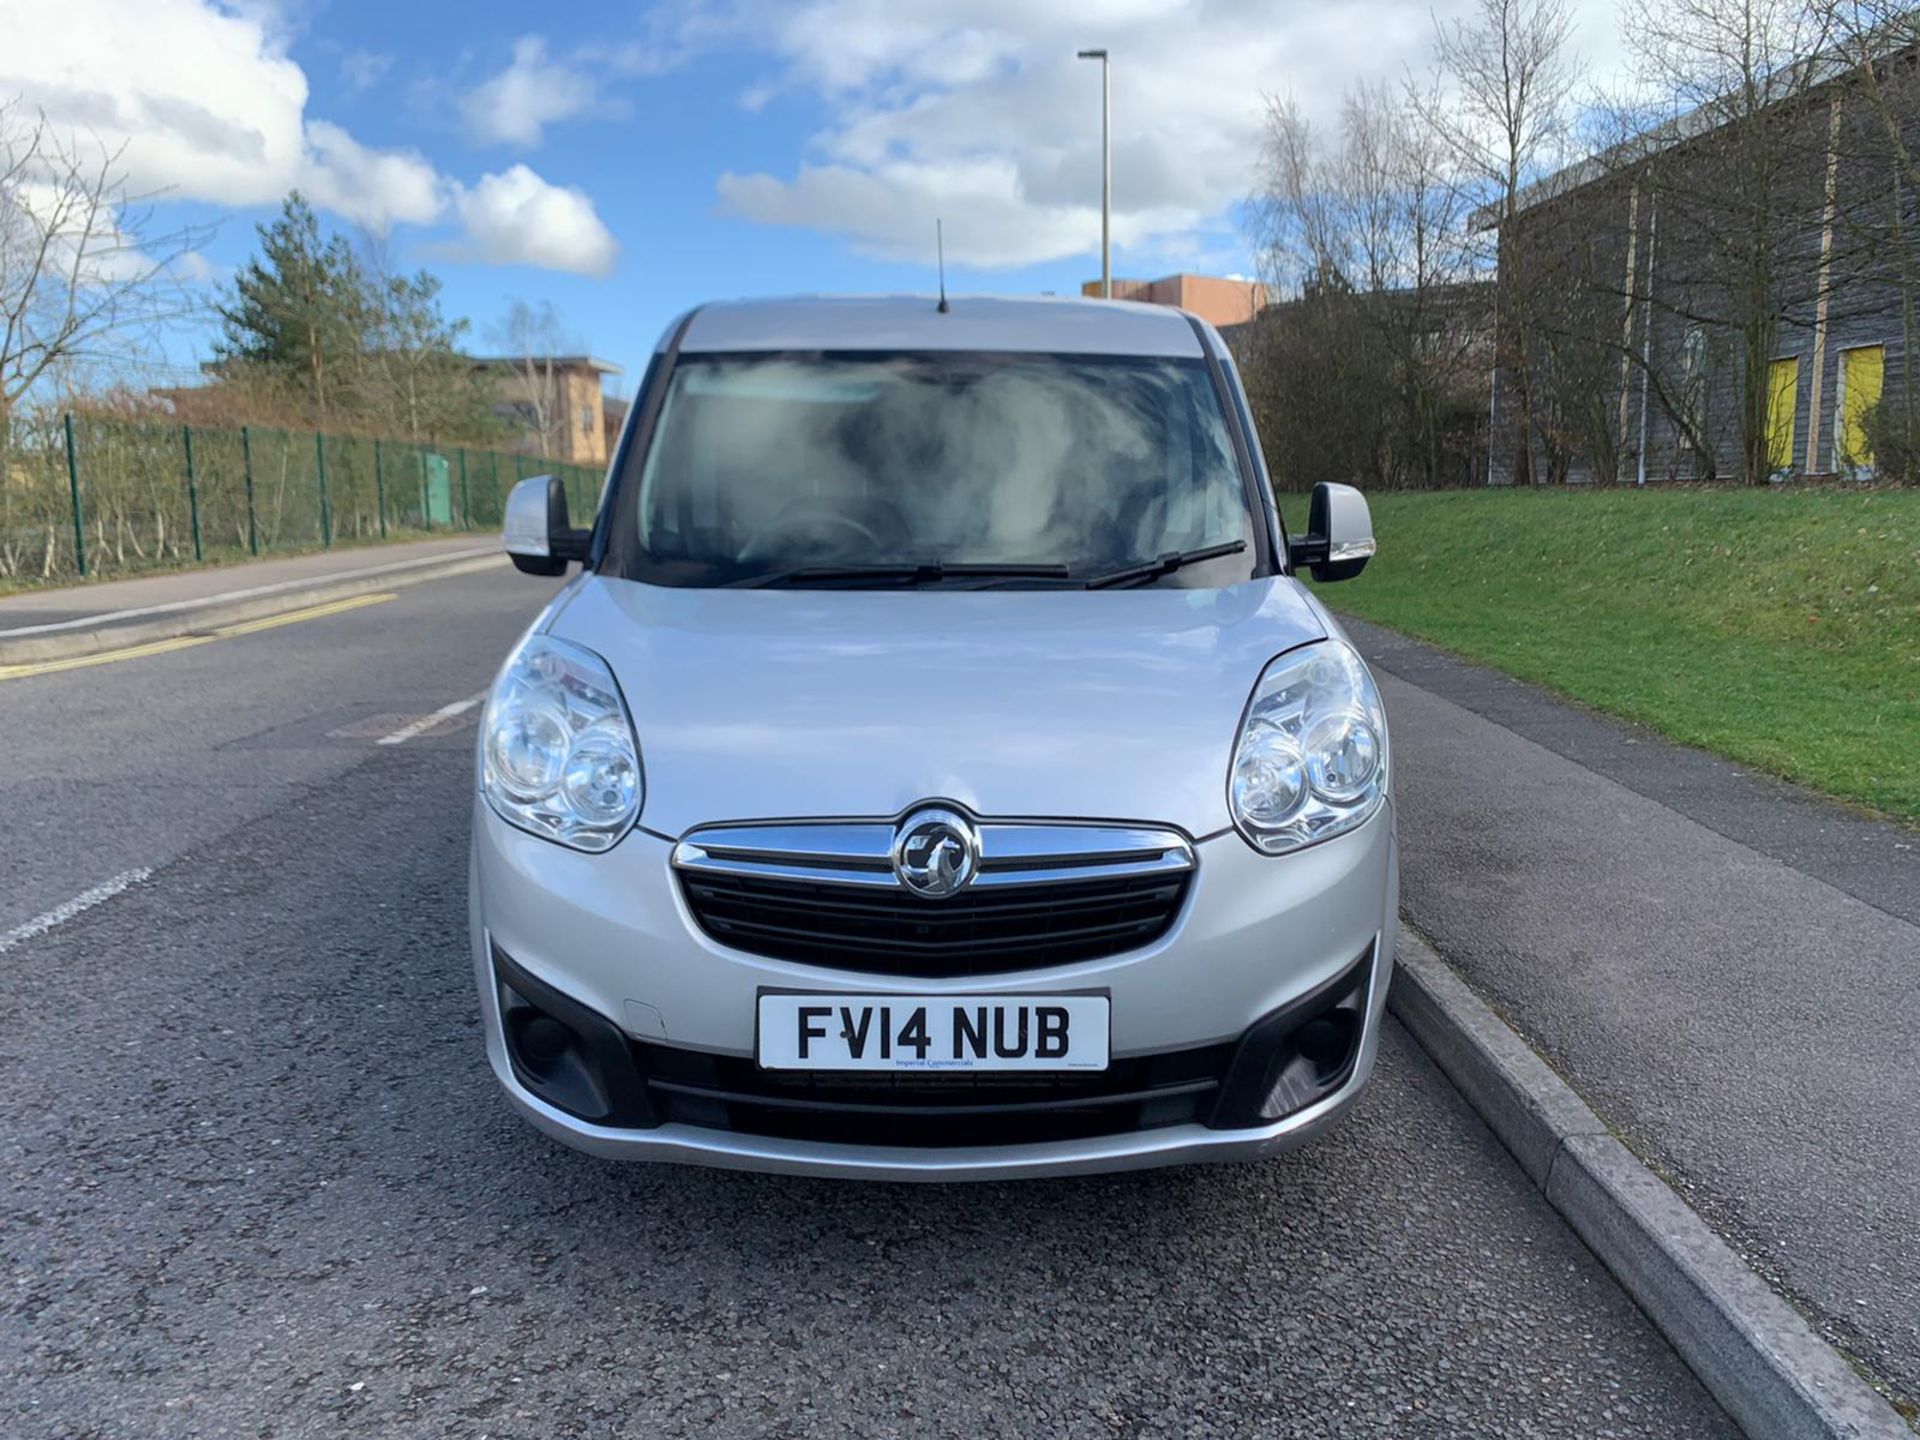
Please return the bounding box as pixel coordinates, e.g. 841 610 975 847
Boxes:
616 352 1260 588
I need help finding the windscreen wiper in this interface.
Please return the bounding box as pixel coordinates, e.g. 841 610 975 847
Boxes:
1078 539 1249 590
727 561 1073 588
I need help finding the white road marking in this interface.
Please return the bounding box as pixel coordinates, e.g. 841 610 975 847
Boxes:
0 547 497 639
376 690 489 747
0 593 397 682
0 868 153 955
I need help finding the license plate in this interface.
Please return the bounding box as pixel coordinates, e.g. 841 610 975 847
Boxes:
756 993 1110 1072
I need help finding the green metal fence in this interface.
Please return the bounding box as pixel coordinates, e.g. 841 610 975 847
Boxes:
0 412 605 585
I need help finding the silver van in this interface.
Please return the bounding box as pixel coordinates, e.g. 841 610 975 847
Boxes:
473 294 1395 1179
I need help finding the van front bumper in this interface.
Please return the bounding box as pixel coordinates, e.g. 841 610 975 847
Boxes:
470 800 1398 1181
494 1054 1377 1182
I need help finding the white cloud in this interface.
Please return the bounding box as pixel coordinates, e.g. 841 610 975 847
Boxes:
452 165 618 276
0 0 309 208
299 121 443 231
168 249 222 284
461 36 596 148
718 160 1188 270
0 0 617 272
4 179 155 286
339 49 394 93
584 4 734 79
707 0 1627 271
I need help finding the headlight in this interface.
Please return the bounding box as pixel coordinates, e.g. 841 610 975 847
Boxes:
1229 639 1387 854
481 635 642 852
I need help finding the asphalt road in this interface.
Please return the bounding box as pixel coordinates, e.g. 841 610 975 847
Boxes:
0 563 563 937
0 567 1736 1437
1343 615 1920 1419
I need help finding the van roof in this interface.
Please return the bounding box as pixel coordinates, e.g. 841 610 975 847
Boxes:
675 294 1210 358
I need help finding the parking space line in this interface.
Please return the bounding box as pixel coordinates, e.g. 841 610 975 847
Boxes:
0 593 396 682
0 869 153 956
376 689 490 746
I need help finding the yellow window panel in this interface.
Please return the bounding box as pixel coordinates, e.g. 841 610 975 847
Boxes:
1839 345 1884 469
1767 357 1800 472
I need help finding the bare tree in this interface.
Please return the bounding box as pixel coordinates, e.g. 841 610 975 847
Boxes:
1246 83 1484 488
487 299 576 456
356 229 496 445
1421 0 1579 483
1432 0 1579 221
1820 3 1920 184
1809 2 1920 476
1604 0 1842 482
0 100 200 418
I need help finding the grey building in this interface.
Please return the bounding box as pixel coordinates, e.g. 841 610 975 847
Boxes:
1490 46 1918 485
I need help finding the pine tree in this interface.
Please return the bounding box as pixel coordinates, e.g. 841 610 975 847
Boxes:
210 192 507 444
214 193 369 424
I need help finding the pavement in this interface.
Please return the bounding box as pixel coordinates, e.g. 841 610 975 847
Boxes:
1342 614 1920 1422
0 567 1738 1438
0 536 500 663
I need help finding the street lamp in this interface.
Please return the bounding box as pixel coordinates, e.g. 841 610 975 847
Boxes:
1076 47 1110 299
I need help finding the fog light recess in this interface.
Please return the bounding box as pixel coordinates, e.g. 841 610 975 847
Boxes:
491 945 654 1128
1209 944 1374 1130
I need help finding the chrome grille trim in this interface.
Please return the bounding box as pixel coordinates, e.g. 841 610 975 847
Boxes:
672 818 1196 891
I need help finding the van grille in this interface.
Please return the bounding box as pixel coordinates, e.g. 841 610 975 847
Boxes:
679 869 1190 976
672 814 1196 977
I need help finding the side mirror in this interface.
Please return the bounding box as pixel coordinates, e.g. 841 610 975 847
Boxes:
1287 482 1375 583
503 475 591 577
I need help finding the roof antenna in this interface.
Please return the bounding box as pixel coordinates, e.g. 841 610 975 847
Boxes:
936 218 950 313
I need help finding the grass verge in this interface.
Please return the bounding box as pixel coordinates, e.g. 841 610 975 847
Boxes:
1287 486 1920 825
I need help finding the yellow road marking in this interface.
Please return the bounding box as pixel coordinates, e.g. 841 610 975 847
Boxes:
0 633 213 679
0 592 396 682
211 592 394 638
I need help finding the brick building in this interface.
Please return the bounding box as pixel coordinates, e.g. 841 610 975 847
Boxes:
471 355 622 466
1081 274 1268 329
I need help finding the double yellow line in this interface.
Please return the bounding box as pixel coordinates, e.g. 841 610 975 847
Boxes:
0 592 396 682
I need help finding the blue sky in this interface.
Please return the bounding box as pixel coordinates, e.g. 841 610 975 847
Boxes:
2 0 1627 399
